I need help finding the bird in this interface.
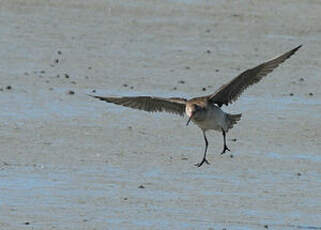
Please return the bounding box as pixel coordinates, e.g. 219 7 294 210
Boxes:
89 45 302 167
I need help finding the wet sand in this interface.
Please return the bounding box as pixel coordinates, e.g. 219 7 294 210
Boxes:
1 0 321 229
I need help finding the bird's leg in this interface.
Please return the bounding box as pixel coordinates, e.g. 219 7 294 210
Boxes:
195 131 210 167
220 129 230 155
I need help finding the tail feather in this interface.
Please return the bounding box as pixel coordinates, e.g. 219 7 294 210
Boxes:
226 113 242 130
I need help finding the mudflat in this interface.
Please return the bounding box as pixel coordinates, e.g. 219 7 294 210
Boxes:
0 0 320 229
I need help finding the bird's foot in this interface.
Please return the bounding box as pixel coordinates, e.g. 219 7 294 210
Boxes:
194 158 210 167
220 145 230 155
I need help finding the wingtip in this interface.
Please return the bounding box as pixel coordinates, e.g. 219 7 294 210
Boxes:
87 94 97 98
87 94 103 100
286 44 302 58
293 44 303 52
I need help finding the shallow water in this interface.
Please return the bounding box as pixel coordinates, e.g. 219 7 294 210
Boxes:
1 164 320 230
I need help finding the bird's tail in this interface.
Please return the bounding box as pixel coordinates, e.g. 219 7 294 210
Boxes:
226 113 242 131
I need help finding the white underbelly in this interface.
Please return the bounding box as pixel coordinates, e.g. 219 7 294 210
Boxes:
192 106 227 131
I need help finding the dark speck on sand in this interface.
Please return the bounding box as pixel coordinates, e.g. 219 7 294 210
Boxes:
67 90 75 95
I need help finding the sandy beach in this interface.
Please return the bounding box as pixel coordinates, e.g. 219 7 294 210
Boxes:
1 0 321 229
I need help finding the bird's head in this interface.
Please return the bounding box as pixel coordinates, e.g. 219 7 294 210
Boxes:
186 104 202 126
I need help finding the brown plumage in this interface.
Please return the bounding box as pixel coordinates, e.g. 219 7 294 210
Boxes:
91 96 187 116
208 45 302 107
90 45 302 167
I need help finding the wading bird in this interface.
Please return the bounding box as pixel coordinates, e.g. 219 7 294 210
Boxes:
90 45 301 167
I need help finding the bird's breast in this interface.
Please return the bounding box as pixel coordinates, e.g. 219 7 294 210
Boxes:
192 105 226 131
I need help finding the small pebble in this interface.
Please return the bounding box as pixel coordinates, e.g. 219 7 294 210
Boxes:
68 90 75 95
181 157 188 160
202 87 207 91
289 93 294 96
264 224 268 229
130 86 134 89
6 85 12 90
215 69 219 72
40 70 45 74
123 197 128 200
55 59 59 64
56 74 60 78
138 185 145 189
92 89 96 93
57 50 62 55
185 66 191 70
123 83 128 87
88 66 92 70
309 92 313 96
206 29 211 33
178 80 185 84
172 87 177 90
24 222 30 225
65 74 70 79
230 154 234 158
71 81 76 84
297 172 301 176
299 78 304 82
206 50 211 54
231 138 237 142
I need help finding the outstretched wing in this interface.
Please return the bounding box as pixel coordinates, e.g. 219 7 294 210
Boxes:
90 95 187 116
208 45 302 107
